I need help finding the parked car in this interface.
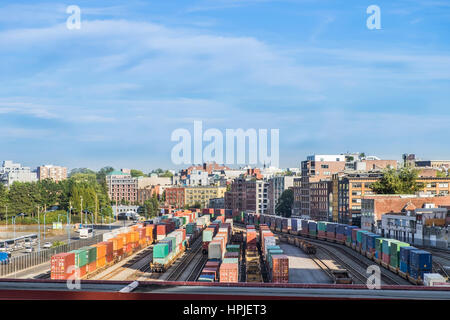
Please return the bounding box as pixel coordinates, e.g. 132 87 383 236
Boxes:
25 247 34 253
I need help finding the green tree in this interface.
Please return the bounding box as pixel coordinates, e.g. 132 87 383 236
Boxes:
143 194 160 218
372 168 424 194
275 189 294 217
69 168 96 177
160 170 173 178
130 169 145 177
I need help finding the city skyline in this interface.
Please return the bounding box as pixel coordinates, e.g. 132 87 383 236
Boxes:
1 0 449 170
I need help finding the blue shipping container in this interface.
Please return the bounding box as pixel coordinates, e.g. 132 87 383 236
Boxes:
291 219 298 231
336 224 346 235
308 221 317 231
367 234 381 251
399 261 409 274
0 252 9 263
400 246 417 262
326 223 337 233
159 239 173 253
409 267 431 281
410 250 432 270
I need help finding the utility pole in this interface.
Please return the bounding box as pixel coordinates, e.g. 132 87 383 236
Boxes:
5 205 7 228
80 195 83 228
95 194 98 225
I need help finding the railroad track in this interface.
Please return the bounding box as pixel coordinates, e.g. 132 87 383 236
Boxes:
186 248 208 282
311 247 367 284
234 224 405 285
165 237 203 281
97 246 154 281
433 260 450 279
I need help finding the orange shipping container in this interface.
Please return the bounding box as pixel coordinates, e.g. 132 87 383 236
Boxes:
92 243 107 259
110 237 123 251
126 232 133 244
96 256 106 268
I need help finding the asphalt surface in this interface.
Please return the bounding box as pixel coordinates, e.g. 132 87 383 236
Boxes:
279 243 332 284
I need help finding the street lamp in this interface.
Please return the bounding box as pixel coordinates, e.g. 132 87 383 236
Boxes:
43 211 49 242
12 213 26 249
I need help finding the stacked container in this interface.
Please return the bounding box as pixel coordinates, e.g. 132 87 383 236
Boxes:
92 243 107 268
271 255 289 283
326 223 337 242
51 252 76 280
409 250 432 281
375 237 384 260
301 220 309 236
308 221 317 238
246 228 257 251
381 239 394 266
399 246 417 276
219 258 239 282
317 221 327 239
389 241 410 271
336 224 346 244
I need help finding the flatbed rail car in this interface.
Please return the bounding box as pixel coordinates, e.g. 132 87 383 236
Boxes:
150 246 186 273
235 216 445 287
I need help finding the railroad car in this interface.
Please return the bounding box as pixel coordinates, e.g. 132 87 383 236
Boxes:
238 214 436 286
326 223 337 242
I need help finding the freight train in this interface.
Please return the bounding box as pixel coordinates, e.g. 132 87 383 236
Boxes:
51 210 203 279
241 213 436 285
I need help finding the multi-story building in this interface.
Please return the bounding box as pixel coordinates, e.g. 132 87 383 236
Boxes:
299 155 347 217
37 165 67 182
292 177 302 216
403 154 450 169
267 176 294 215
309 180 333 221
334 172 383 226
137 175 172 189
361 194 450 233
225 177 269 215
0 160 38 186
379 204 449 249
165 187 186 208
137 185 160 204
184 186 227 208
106 170 138 204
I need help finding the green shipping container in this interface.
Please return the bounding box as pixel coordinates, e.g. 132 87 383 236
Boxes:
186 223 196 234
267 249 284 267
202 230 214 242
318 221 328 231
226 244 240 252
389 241 409 268
223 258 239 264
375 237 385 253
166 237 177 250
80 246 97 263
356 230 369 244
153 243 169 258
71 249 88 268
382 239 395 254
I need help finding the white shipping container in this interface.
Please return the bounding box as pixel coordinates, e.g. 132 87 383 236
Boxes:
208 242 223 260
264 237 276 255
424 273 448 286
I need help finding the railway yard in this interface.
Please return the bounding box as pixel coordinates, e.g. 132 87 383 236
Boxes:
1 209 449 299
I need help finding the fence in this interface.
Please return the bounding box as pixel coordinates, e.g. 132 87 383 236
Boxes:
0 234 103 277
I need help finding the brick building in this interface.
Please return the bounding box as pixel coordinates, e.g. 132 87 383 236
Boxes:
165 187 186 208
106 170 138 204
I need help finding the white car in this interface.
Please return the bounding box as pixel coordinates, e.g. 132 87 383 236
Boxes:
43 242 52 248
25 247 34 253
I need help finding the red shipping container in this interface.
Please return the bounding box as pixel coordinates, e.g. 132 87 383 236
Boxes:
224 252 239 259
318 230 326 238
382 253 390 264
205 261 220 269
106 253 114 263
157 224 167 236
100 241 114 257
51 252 75 275
114 248 123 258
87 261 97 274
219 263 239 283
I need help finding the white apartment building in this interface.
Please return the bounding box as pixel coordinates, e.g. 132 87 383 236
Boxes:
0 160 38 186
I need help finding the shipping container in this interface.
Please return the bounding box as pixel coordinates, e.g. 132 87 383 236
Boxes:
410 250 432 270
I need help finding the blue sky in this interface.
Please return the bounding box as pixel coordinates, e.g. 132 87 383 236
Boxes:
0 0 449 172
